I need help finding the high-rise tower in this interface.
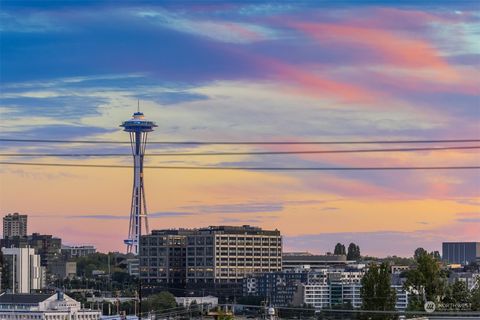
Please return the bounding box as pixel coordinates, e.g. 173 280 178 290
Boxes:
120 110 157 254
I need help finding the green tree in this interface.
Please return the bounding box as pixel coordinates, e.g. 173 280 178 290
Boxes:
471 285 480 311
414 247 427 260
443 280 470 304
347 243 361 260
432 251 441 261
212 307 234 320
334 243 346 255
142 291 176 313
0 250 10 290
360 262 397 319
404 251 445 310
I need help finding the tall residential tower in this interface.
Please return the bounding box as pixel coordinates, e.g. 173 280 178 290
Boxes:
120 111 157 254
3 213 27 238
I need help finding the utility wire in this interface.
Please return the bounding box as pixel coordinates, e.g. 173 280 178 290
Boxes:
1 138 480 145
1 146 479 157
0 161 479 170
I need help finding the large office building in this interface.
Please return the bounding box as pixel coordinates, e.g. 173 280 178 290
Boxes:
187 225 282 284
139 225 282 287
1 247 45 293
3 213 27 238
442 242 480 265
1 233 62 273
0 292 101 320
140 229 191 285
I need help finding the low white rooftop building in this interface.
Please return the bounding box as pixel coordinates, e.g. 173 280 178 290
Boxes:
0 292 101 320
175 295 218 308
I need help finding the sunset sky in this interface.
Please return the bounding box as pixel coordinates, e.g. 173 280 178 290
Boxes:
0 1 479 256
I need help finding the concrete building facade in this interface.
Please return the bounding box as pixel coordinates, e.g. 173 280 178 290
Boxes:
139 226 282 287
0 233 62 274
2 213 27 238
1 247 44 293
186 226 282 284
140 229 190 285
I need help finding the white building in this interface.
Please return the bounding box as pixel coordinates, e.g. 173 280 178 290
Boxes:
1 247 44 293
175 295 218 308
303 284 330 309
392 285 409 311
61 245 96 258
449 272 480 291
0 292 101 320
297 268 408 311
302 283 408 311
126 258 139 277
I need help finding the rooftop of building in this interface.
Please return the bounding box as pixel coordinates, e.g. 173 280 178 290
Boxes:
146 225 281 236
198 225 280 235
61 245 96 249
3 212 27 219
283 254 348 262
0 293 52 304
150 229 196 236
443 241 480 244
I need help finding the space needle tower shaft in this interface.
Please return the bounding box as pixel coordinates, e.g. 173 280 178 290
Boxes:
120 109 157 255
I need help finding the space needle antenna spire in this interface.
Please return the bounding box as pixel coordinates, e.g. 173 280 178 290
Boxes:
120 104 157 255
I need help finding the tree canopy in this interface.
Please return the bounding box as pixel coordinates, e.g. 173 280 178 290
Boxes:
334 243 346 255
347 243 361 260
360 262 396 319
404 249 445 310
142 291 177 313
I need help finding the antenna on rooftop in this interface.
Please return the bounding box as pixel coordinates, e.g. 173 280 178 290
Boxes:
137 100 140 113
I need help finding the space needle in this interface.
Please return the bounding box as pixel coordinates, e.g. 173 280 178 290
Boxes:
120 107 157 254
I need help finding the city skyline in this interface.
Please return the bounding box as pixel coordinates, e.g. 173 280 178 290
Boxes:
0 1 479 256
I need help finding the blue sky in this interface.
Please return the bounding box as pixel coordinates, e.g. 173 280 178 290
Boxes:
0 0 479 256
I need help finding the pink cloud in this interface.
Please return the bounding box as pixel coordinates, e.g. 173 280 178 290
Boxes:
292 22 459 81
261 57 380 103
356 68 480 95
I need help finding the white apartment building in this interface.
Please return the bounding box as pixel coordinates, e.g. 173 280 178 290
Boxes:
449 272 480 291
1 247 44 293
302 283 408 311
392 285 409 311
0 292 101 320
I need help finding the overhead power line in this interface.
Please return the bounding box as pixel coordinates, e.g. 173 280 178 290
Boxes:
1 138 480 145
0 145 478 157
0 161 479 171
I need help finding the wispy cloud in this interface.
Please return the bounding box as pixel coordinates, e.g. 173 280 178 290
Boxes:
136 9 279 43
0 12 64 33
68 211 194 220
181 202 283 214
